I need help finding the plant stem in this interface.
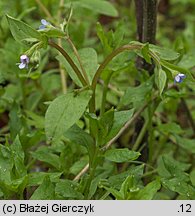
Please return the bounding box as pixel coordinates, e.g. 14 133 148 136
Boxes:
84 146 99 199
57 0 67 94
57 40 67 93
100 72 113 116
134 0 157 164
67 37 90 85
92 44 142 91
142 169 157 177
132 119 149 151
73 102 148 181
89 44 142 113
100 191 110 200
48 40 88 87
180 98 195 136
98 79 124 97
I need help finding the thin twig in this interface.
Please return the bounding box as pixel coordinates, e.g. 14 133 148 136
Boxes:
73 164 89 181
102 103 148 151
98 79 124 97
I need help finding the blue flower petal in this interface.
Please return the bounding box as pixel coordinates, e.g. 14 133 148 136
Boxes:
19 63 26 69
174 73 186 83
41 19 48 25
39 25 45 30
174 75 181 83
180 74 186 79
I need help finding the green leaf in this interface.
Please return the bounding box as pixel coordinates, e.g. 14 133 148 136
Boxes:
120 175 139 199
105 109 134 143
39 27 64 38
155 67 167 95
55 180 83 199
149 44 180 61
134 179 161 200
141 43 152 64
28 172 62 186
25 110 45 129
88 175 102 199
105 148 140 163
102 186 123 200
165 89 186 99
190 170 195 186
0 188 3 198
158 123 184 135
77 48 98 83
104 171 144 200
70 157 88 175
112 21 125 48
10 136 27 178
161 60 195 82
118 78 153 109
64 125 94 149
162 178 195 198
175 136 195 154
96 22 113 55
64 125 95 165
30 176 55 200
31 146 61 170
162 155 190 177
158 155 191 181
45 90 92 142
178 50 195 69
98 108 114 145
0 176 28 197
9 102 22 140
9 176 28 194
57 48 98 86
6 15 41 45
72 0 118 17
0 145 13 184
108 165 144 190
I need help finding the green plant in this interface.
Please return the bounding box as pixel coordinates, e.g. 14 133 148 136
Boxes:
0 0 195 200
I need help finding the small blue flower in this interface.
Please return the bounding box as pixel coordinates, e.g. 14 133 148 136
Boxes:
174 73 186 83
39 19 51 30
18 55 29 69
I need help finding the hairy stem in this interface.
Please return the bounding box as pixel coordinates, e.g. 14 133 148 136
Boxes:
67 38 90 85
89 44 142 113
48 40 88 87
100 72 113 116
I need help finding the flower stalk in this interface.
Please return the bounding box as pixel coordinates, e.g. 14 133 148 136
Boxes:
48 40 88 87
